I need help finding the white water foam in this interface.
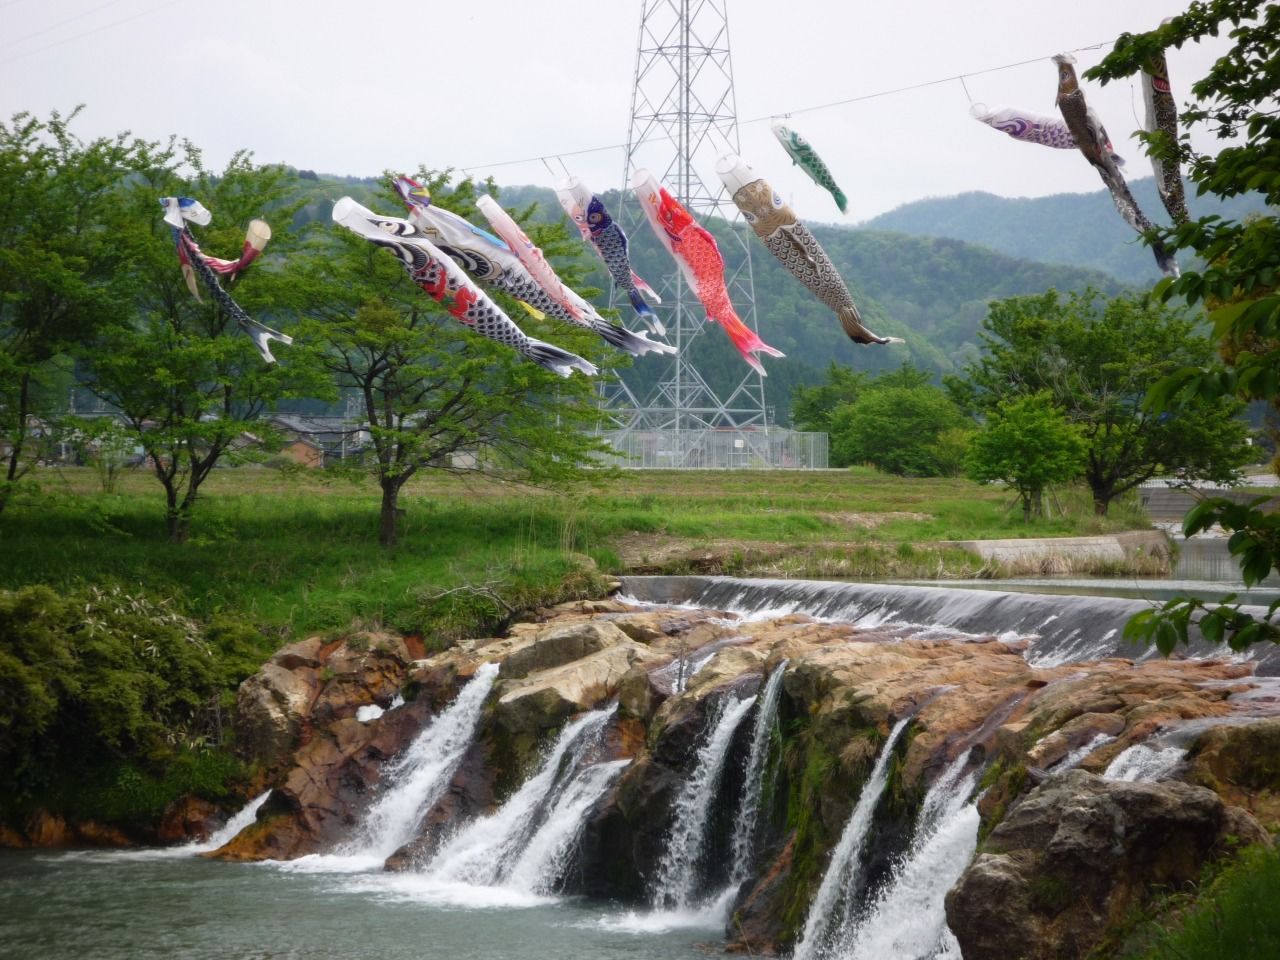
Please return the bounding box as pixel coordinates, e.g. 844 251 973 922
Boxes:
728 662 788 886
651 693 758 910
792 716 913 960
839 758 979 960
504 758 630 895
1104 742 1188 782
425 707 614 886
1051 733 1117 775
337 663 499 863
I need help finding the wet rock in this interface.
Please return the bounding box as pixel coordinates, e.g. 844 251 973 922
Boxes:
1188 717 1280 830
946 770 1270 960
156 795 223 844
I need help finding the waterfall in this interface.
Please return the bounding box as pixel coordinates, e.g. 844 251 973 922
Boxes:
839 755 979 960
1104 742 1188 782
424 707 614 886
503 758 630 895
342 662 499 861
651 692 759 910
621 576 1280 675
792 716 913 960
729 662 788 885
192 791 272 853
1050 733 1116 775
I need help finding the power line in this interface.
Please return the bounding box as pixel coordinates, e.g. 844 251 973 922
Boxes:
1 0 132 51
460 39 1116 173
5 0 185 63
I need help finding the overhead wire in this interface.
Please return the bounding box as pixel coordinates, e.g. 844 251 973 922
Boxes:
4 0 185 63
1 0 132 50
459 39 1117 174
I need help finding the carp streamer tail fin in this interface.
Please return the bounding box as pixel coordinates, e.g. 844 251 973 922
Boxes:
239 318 294 364
718 314 785 375
590 319 677 358
526 339 598 378
833 188 849 215
631 272 662 305
837 306 904 346
628 290 666 336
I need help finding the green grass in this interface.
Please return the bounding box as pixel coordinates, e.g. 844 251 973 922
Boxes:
1115 843 1280 960
0 466 1153 640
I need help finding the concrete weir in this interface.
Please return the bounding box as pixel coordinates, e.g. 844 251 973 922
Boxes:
620 575 1280 675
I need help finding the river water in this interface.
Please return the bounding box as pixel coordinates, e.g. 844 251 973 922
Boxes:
0 849 712 960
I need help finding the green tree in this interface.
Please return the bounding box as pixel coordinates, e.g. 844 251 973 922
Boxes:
1087 2 1280 650
829 376 969 475
791 363 868 432
966 393 1087 522
950 289 1251 514
290 174 610 547
81 146 312 542
0 109 159 515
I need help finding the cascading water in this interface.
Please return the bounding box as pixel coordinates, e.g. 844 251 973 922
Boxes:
504 758 631 895
838 755 979 960
792 716 913 960
1104 742 1188 782
651 693 759 910
728 662 788 886
424 707 615 886
621 576 1280 675
340 662 499 862
1050 733 1117 775
191 790 272 853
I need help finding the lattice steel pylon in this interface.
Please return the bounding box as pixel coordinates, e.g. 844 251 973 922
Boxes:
598 0 772 468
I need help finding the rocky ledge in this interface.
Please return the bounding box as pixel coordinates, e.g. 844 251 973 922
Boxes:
208 596 1277 958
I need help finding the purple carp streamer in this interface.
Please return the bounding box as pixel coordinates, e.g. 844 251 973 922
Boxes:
1141 38 1189 224
1053 54 1178 278
717 155 901 347
159 197 292 363
332 197 596 378
554 176 665 336
970 103 1125 166
391 177 670 359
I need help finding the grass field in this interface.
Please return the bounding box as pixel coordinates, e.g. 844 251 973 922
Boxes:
0 465 1152 641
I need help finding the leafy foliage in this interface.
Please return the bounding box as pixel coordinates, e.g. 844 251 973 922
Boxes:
81 145 318 542
1088 1 1280 650
796 364 971 475
0 584 228 801
0 109 162 514
950 289 1251 514
289 171 611 546
966 393 1087 521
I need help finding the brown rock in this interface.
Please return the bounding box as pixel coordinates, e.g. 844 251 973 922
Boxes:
498 620 632 680
234 661 321 767
156 795 222 844
946 770 1269 960
25 810 71 847
1188 718 1280 830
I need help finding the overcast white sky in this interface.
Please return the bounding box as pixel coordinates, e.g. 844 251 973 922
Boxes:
0 0 1231 222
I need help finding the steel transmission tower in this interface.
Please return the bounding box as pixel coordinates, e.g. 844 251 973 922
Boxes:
600 0 771 468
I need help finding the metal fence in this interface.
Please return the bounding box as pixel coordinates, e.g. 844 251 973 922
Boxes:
593 428 828 470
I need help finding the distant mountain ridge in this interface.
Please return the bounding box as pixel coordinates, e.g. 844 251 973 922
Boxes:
860 176 1270 285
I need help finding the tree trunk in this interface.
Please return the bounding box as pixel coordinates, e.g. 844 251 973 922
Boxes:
1093 493 1111 516
379 481 402 547
0 371 32 518
163 485 188 544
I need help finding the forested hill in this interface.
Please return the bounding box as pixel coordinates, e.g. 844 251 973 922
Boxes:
493 184 1122 423
861 176 1268 285
295 177 1119 423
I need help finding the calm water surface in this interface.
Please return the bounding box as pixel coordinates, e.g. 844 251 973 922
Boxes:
0 850 716 960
